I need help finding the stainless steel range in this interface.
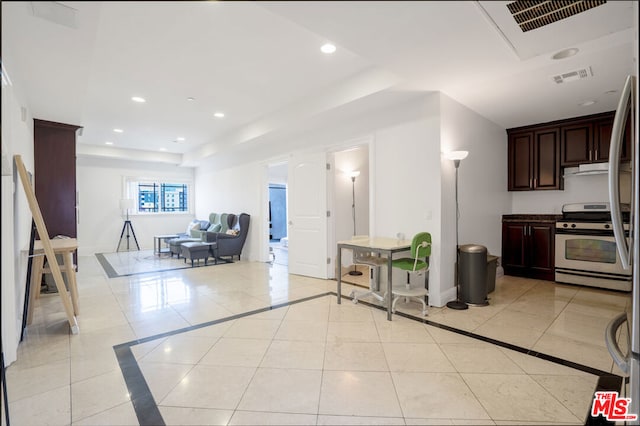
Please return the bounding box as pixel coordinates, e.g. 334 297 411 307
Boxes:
555 202 632 291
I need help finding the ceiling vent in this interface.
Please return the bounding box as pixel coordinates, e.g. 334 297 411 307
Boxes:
506 0 607 32
552 67 593 84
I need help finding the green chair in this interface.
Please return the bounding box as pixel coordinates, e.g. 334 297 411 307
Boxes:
391 232 431 316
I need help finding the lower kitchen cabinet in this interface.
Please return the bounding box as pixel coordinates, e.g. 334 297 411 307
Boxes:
502 215 559 281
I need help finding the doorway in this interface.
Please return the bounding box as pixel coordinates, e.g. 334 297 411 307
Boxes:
268 163 288 266
333 144 370 287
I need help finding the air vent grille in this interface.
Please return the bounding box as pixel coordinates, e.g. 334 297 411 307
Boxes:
506 0 607 32
552 67 593 84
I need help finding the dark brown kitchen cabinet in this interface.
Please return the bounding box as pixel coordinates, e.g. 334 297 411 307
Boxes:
560 121 594 166
508 111 631 191
592 112 632 163
502 216 558 281
558 111 631 166
508 127 562 191
34 119 82 241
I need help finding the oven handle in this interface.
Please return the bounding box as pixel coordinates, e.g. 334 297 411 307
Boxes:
555 229 627 237
607 74 633 270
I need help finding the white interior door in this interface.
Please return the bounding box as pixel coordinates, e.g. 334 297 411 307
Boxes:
288 151 328 279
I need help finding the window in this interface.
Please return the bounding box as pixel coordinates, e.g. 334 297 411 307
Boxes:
125 178 192 214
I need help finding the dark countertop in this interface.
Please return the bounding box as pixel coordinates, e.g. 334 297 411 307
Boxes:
502 214 562 223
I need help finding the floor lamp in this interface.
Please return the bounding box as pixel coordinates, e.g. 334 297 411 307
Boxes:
348 170 363 276
117 198 140 252
445 151 469 310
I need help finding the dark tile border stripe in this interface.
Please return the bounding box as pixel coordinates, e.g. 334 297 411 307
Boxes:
95 252 221 278
354 297 623 425
95 253 119 278
114 291 623 425
114 292 333 425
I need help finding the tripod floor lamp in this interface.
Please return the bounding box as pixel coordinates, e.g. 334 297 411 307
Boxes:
117 198 140 252
445 151 469 310
348 170 363 276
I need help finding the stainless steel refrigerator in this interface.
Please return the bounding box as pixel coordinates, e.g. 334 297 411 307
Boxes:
607 74 639 424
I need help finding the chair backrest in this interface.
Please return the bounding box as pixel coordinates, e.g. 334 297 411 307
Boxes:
219 213 230 233
411 232 431 259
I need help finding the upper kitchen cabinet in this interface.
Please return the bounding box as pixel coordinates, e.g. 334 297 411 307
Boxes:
508 127 562 191
559 111 630 166
507 110 630 191
560 120 594 165
592 112 632 163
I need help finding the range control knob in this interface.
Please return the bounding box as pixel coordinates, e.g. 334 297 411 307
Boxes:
604 224 611 229
563 223 568 228
571 224 577 228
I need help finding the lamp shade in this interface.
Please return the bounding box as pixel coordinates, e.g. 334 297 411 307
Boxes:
120 198 134 210
348 170 361 178
444 151 469 161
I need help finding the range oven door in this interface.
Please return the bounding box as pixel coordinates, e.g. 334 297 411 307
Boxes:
555 232 632 291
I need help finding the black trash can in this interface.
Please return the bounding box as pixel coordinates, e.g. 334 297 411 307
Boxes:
459 244 489 306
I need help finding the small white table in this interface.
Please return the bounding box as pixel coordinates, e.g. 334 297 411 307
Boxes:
337 236 412 321
154 234 179 256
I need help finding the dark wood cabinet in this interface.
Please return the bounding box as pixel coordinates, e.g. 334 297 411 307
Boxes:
502 216 558 281
34 119 82 240
592 113 631 163
560 121 593 166
508 110 630 191
558 111 631 166
508 127 562 191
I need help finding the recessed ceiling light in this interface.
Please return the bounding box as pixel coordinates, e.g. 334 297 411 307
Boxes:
105 141 113 145
187 97 195 101
131 96 146 103
321 43 336 54
113 128 123 133
159 147 167 152
176 137 186 141
214 112 225 118
551 48 579 60
579 100 596 107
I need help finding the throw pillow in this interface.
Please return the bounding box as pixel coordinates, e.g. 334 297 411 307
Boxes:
207 223 222 233
186 220 201 235
225 229 239 236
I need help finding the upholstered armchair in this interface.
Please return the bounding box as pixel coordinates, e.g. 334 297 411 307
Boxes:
213 213 250 261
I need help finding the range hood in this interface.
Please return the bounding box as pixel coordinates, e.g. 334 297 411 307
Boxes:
564 162 631 177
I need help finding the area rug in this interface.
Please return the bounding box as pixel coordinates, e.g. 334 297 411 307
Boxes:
96 249 224 278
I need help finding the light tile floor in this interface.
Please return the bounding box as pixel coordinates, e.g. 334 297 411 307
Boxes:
3 254 632 425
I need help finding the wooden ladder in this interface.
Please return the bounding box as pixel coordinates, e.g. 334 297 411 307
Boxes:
14 155 79 334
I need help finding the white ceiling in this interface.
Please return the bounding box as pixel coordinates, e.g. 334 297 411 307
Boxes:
2 1 636 166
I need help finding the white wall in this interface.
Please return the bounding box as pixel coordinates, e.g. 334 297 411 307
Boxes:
439 94 511 302
510 172 625 214
1 69 36 365
195 161 265 262
334 144 369 267
76 157 195 254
